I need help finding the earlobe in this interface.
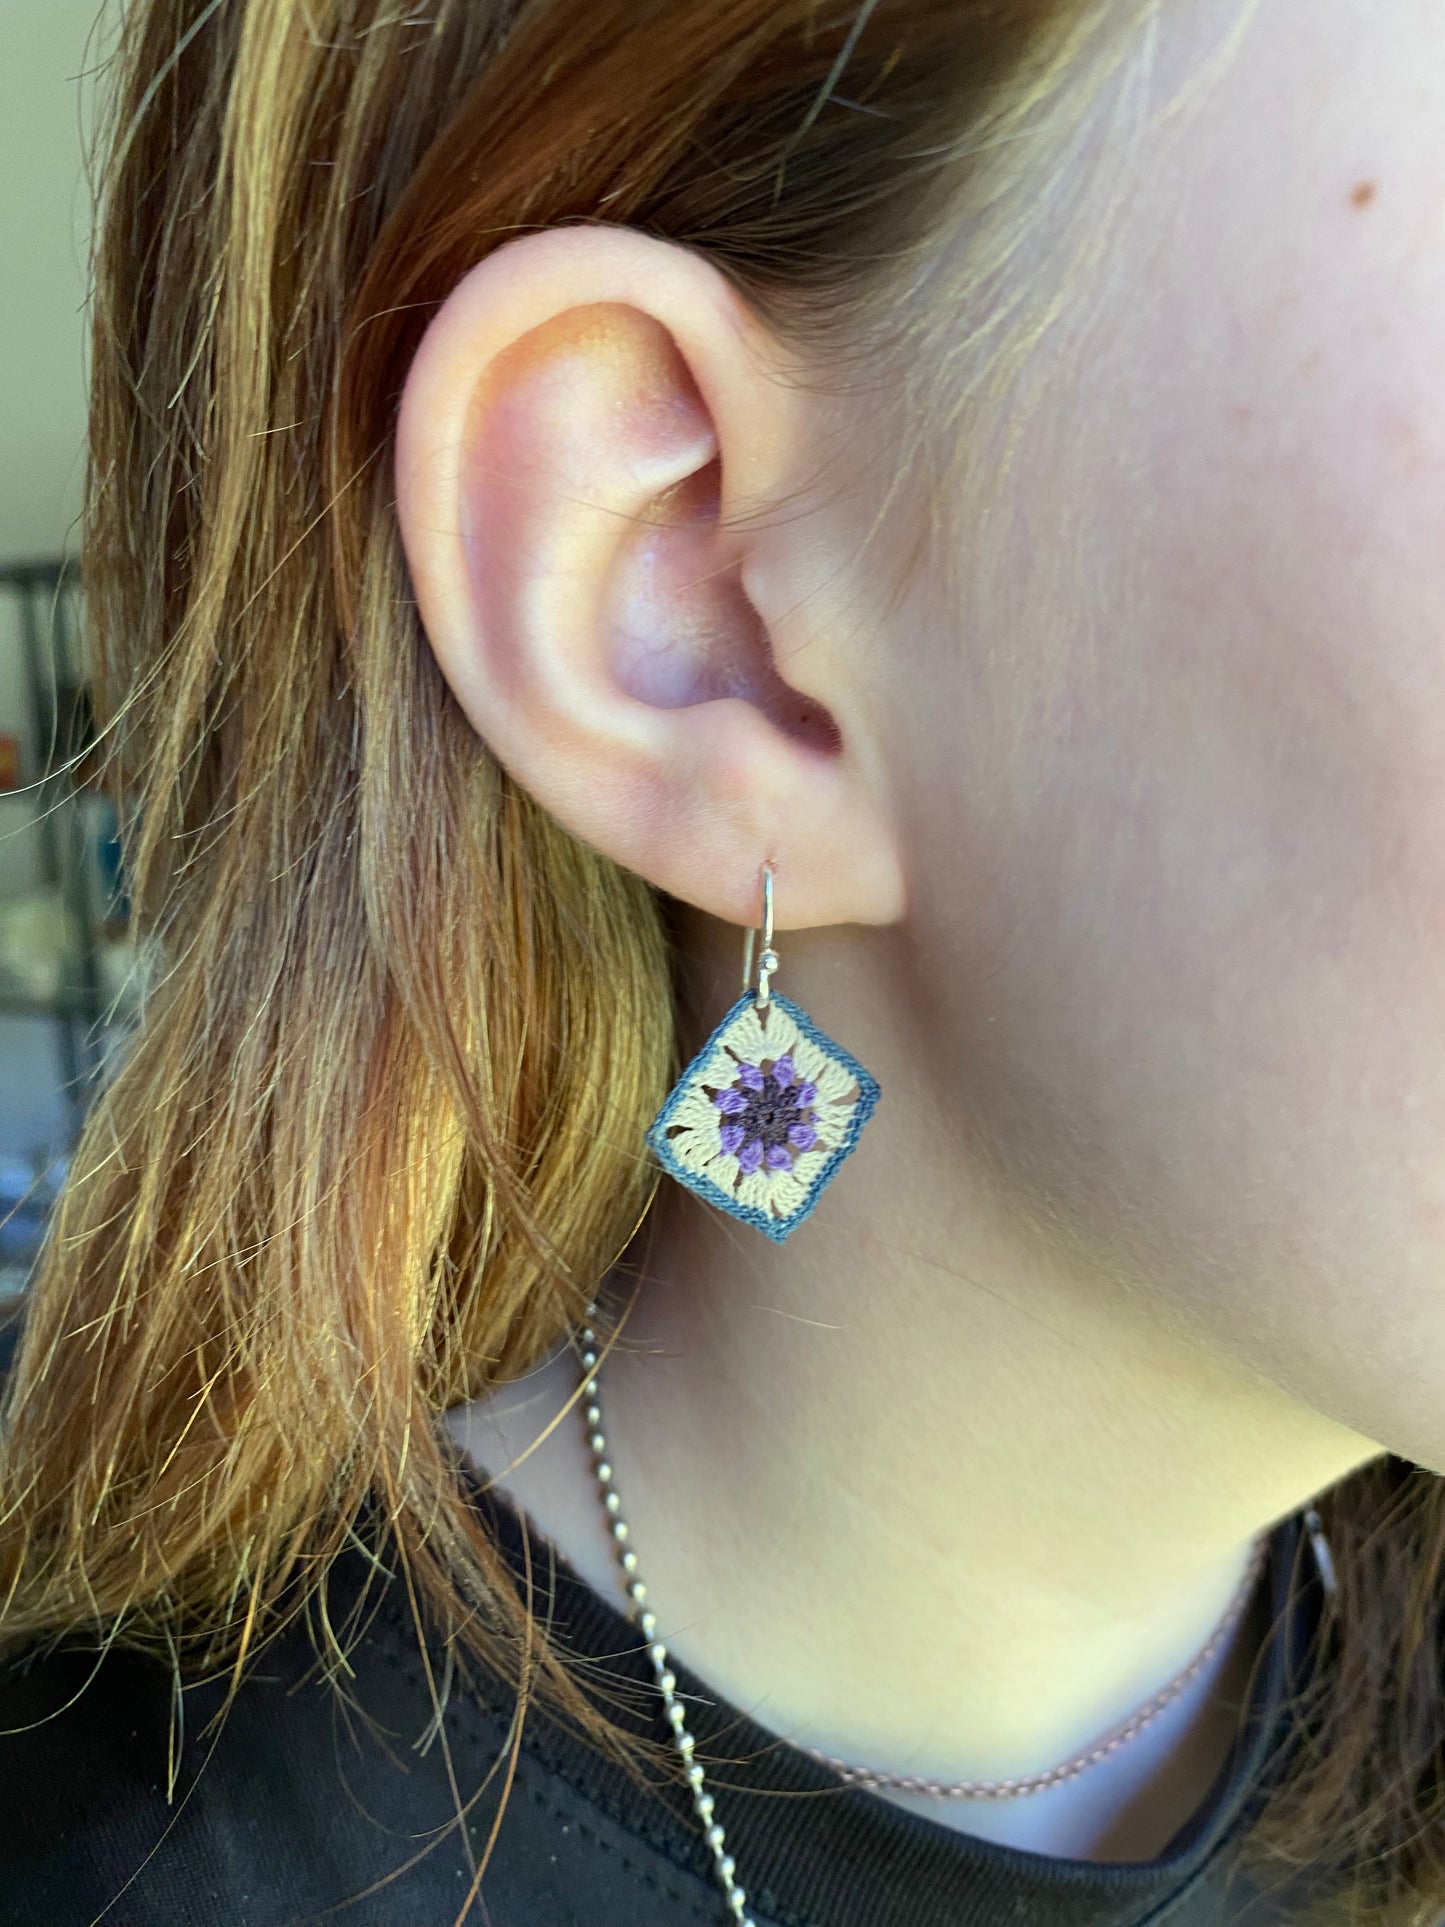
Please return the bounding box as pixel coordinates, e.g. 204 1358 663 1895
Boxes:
393 225 905 931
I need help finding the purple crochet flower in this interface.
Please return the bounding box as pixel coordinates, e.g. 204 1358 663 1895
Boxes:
713 1052 820 1175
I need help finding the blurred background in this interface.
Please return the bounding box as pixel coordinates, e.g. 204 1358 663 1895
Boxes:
1 5 141 1299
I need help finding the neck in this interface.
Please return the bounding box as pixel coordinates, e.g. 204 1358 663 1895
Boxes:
592 1197 1278 1857
454 914 1380 1859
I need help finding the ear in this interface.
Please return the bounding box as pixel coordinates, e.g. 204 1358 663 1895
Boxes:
392 225 905 931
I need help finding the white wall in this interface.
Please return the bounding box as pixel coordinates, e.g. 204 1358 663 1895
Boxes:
0 2 112 1176
0 0 109 565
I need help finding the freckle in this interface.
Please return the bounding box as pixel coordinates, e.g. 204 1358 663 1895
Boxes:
1351 180 1377 208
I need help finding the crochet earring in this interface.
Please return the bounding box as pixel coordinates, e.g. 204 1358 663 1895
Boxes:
646 864 881 1242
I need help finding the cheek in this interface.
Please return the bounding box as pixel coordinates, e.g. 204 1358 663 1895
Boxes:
927 1 1445 1467
907 589 1445 1473
870 0 1445 1465
898 244 1445 1471
1040 484 1445 1465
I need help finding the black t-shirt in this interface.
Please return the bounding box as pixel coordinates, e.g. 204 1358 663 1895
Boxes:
0 1342 1329 1925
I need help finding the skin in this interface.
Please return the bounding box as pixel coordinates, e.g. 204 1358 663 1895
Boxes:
394 0 1445 1864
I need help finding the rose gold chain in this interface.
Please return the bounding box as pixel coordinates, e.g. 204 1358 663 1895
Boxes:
799 1534 1271 1798
580 1311 1282 1927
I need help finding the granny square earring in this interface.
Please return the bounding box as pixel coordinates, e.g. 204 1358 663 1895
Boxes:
646 864 880 1242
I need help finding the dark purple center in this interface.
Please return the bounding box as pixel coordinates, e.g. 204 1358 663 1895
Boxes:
713 1054 819 1174
735 1075 800 1150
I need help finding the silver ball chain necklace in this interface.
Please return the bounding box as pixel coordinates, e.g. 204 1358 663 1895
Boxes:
576 1301 1338 1927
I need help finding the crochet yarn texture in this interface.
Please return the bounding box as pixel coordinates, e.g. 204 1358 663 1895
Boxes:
647 991 880 1241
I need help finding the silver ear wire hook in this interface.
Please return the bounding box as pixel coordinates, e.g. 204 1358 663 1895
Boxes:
648 854 879 1242
740 863 778 1008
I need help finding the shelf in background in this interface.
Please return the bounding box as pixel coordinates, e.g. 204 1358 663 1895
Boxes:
1 558 117 1151
0 991 110 1022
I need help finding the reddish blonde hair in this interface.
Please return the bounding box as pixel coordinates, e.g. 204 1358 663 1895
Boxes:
2 3 1442 1920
